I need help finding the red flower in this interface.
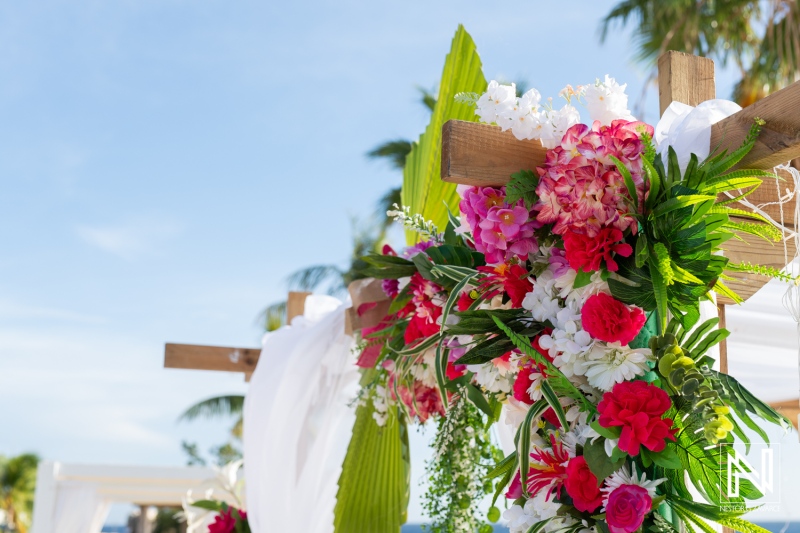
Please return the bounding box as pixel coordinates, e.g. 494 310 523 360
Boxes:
445 360 466 381
606 485 652 533
512 366 537 404
598 381 676 456
505 434 569 500
208 508 245 533
456 290 475 311
563 227 633 273
512 331 554 405
581 293 645 345
564 457 603 512
477 263 533 307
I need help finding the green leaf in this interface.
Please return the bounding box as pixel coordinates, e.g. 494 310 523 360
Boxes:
540 380 568 429
650 444 682 469
334 404 409 532
506 169 539 209
526 517 554 533
635 234 648 268
425 244 485 269
189 500 224 512
573 269 593 289
653 195 716 217
590 419 622 440
583 438 625 482
466 383 495 418
401 25 487 244
486 452 517 479
610 155 639 211
517 400 548 497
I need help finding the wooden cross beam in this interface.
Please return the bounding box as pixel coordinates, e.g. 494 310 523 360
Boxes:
163 291 312 382
441 50 800 303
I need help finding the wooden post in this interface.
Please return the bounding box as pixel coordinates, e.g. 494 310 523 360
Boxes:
658 50 735 533
287 291 312 322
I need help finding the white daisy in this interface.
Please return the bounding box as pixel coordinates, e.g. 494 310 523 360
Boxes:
602 464 666 506
581 343 653 391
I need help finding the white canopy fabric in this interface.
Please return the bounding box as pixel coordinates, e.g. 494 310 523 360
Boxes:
727 278 800 404
243 294 358 533
31 462 215 533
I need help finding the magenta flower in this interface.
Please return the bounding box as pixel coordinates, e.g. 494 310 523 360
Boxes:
458 186 540 265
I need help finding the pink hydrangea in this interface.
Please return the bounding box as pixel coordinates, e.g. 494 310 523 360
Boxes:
536 120 653 237
459 186 540 264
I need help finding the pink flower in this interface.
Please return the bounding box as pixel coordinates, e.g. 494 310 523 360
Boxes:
606 485 652 533
389 374 445 423
563 227 633 273
459 186 540 265
536 120 653 237
581 293 646 345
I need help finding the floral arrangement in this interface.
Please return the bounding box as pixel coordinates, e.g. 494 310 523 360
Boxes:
188 500 249 533
348 76 794 533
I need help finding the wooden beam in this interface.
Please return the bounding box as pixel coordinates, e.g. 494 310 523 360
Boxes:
287 291 312 322
164 343 260 374
711 80 800 170
657 51 715 112
441 120 548 186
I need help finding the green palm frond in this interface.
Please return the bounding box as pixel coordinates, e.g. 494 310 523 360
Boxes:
180 395 245 422
366 140 413 170
287 264 345 293
418 86 437 112
402 25 487 244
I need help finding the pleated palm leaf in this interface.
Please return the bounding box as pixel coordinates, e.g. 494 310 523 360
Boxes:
180 395 244 439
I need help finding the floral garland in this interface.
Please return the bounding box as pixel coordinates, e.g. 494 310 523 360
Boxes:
350 76 793 533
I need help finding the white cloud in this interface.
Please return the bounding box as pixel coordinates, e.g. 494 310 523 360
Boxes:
76 215 183 260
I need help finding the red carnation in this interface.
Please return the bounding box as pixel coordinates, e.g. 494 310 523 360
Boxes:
563 227 632 273
598 381 677 456
581 293 645 345
564 457 604 512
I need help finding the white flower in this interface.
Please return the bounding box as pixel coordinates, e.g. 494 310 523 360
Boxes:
540 104 581 148
467 360 513 394
499 88 543 140
584 75 634 126
582 343 653 391
602 464 665 507
504 492 564 533
410 348 439 388
561 423 598 456
476 80 516 124
565 271 610 307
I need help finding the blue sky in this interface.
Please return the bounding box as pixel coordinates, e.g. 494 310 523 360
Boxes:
1 0 797 526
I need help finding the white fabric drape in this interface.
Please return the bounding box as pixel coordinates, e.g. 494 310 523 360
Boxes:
51 482 108 533
243 295 358 533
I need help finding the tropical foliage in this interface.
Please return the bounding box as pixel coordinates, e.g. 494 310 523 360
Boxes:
601 0 800 105
0 453 39 533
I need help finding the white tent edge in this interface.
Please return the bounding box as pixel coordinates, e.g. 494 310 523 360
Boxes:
31 461 216 533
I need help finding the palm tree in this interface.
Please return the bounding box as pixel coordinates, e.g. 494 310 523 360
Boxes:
0 454 39 533
600 0 800 106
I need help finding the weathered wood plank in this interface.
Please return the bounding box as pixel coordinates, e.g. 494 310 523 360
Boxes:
711 80 800 170
657 51 715 111
441 120 547 186
164 343 260 373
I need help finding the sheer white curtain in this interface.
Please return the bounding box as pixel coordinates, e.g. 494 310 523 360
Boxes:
51 482 109 533
243 295 358 533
